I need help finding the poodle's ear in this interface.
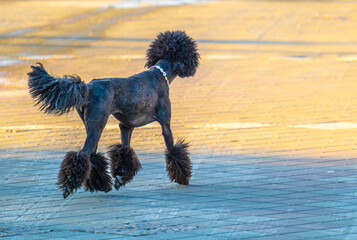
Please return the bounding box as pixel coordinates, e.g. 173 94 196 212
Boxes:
172 62 185 77
145 31 200 78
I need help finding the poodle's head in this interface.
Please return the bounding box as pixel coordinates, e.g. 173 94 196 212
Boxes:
145 30 200 78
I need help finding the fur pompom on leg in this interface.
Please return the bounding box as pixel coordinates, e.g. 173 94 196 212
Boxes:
84 152 112 193
108 144 142 190
165 139 191 185
57 151 91 198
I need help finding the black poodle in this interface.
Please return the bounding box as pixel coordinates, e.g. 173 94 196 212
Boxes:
28 31 199 198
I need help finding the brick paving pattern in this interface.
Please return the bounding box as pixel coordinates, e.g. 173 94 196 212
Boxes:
1 0 357 239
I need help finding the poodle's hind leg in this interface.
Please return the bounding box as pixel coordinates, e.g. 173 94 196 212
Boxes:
75 108 113 193
84 152 112 193
57 103 111 198
57 151 91 199
108 123 142 190
161 123 191 185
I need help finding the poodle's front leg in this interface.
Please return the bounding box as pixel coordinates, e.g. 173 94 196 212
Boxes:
108 123 142 190
161 122 191 185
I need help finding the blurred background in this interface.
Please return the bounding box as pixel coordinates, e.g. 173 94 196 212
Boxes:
1 1 357 239
1 0 357 166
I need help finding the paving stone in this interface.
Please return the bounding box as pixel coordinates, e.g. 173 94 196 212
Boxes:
1 0 357 239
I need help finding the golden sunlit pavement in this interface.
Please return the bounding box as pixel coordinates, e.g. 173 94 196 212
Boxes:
1 0 357 162
1 1 357 239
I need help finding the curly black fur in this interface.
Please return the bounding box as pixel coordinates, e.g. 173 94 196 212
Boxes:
29 31 197 198
84 152 112 193
57 151 91 198
165 139 191 185
28 63 88 115
108 144 142 190
145 31 200 78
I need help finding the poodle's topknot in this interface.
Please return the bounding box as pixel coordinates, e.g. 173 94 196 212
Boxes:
145 30 200 78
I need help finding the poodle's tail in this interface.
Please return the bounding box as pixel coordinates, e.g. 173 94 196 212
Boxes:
28 62 88 115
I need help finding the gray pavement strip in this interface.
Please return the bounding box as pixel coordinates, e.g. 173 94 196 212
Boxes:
0 224 51 238
1 150 356 238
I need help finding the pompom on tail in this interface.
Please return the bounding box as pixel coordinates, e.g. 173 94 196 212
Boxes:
28 62 88 115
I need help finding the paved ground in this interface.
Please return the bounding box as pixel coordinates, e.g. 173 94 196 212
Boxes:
1 0 357 239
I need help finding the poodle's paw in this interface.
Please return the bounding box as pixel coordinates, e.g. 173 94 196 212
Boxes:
108 144 142 190
84 152 112 193
114 175 124 191
57 151 91 198
165 139 191 185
